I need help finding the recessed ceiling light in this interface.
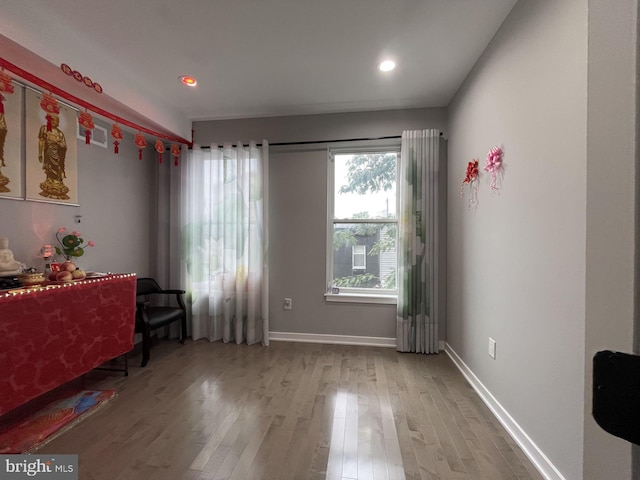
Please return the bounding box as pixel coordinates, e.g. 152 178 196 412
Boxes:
179 75 198 87
378 60 396 72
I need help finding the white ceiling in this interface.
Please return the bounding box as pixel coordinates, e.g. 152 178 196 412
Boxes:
0 0 517 138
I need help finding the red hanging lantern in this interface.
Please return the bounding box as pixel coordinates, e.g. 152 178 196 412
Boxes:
155 140 164 164
40 93 60 131
171 144 180 166
79 111 94 145
134 132 147 160
0 71 15 114
111 124 123 154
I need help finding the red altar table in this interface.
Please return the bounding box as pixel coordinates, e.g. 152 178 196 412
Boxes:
0 274 136 416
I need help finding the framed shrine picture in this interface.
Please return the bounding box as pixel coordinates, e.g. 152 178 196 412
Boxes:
25 89 78 205
0 83 23 199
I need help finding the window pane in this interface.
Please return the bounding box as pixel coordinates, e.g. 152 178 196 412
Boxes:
332 223 397 289
334 153 397 220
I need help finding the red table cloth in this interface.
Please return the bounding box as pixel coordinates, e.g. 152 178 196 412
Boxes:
0 274 136 416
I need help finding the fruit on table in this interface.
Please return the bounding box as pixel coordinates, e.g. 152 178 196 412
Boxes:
71 269 86 280
56 271 73 282
60 261 77 272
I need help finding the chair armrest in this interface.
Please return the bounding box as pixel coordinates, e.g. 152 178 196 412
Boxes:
135 299 152 330
136 299 151 309
136 291 186 312
161 290 186 311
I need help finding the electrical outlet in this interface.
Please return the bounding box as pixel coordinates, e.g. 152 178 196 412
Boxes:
283 298 292 310
488 338 496 359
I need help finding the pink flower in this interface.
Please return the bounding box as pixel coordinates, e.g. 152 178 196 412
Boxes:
72 231 81 237
88 241 95 247
58 227 66 233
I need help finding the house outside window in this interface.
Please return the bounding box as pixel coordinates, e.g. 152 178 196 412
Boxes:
326 145 399 303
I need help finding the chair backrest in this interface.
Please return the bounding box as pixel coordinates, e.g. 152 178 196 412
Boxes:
136 277 163 296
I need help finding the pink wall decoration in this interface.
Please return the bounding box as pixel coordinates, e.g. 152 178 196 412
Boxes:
484 145 504 192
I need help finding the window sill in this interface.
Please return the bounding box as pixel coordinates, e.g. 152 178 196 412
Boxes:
324 292 397 305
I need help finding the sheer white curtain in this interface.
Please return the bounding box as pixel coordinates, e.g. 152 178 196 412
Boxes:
396 129 441 353
182 141 269 345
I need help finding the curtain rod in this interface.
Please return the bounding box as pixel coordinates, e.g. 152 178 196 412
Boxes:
195 131 444 149
195 135 403 149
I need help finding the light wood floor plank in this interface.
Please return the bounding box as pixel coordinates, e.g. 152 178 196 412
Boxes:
17 340 545 480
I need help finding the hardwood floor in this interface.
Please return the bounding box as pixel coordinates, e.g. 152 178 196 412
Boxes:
34 340 544 480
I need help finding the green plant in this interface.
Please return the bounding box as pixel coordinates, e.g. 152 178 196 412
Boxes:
55 227 95 259
333 273 379 288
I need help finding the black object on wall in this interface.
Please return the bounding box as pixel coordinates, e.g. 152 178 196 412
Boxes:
593 350 640 445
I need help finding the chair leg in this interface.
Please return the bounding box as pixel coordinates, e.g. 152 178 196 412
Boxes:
141 326 151 367
180 317 187 344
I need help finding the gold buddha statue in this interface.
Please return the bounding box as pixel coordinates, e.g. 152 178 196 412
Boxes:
38 114 70 200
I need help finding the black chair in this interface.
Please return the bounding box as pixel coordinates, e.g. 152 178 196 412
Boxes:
593 350 640 445
135 277 187 367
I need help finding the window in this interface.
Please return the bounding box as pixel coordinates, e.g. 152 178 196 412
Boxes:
352 245 366 270
327 146 399 303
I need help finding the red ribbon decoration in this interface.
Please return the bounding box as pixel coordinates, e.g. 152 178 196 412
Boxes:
461 159 480 209
40 93 60 132
171 144 180 166
111 124 123 154
462 159 479 184
134 132 147 160
155 140 164 164
79 111 94 145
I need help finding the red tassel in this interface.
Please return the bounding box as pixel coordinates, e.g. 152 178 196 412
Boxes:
138 149 143 160
158 152 163 164
114 141 119 154
85 130 91 145
0 102 4 115
174 157 179 167
46 114 52 132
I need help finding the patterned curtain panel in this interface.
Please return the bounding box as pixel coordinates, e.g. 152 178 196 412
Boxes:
397 129 441 354
182 141 269 345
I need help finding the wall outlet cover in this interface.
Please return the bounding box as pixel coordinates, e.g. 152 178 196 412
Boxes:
488 338 496 359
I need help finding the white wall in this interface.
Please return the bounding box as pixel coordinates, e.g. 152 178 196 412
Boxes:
193 108 448 146
0 122 158 278
194 108 448 340
447 1 588 478
584 0 637 478
448 0 638 479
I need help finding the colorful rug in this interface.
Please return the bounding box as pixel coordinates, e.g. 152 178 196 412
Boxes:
0 390 116 453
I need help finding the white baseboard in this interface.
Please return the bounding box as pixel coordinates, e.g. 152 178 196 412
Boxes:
270 332 446 352
444 343 566 480
269 331 396 348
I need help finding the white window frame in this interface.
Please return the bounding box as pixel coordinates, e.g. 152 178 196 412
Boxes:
325 143 399 304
